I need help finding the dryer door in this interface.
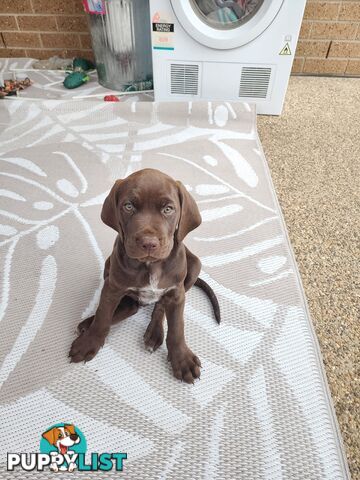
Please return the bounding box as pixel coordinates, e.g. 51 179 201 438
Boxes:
171 0 284 49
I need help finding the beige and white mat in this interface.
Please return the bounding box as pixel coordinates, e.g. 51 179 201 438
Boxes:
0 99 350 479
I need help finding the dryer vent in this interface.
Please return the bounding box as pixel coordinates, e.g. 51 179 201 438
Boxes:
170 63 199 95
239 66 272 99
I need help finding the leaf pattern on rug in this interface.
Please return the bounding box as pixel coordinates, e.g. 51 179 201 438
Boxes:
0 71 348 480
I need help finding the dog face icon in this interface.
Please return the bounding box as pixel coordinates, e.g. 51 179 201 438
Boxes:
42 424 80 454
42 424 80 472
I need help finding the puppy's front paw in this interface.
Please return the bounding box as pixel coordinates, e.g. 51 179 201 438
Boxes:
168 347 201 384
144 320 164 352
69 330 104 363
76 315 94 334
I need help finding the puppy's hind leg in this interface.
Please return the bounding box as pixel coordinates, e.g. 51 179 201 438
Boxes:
144 302 165 352
77 296 138 334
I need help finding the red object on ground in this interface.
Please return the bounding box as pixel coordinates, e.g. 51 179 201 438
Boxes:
104 95 120 102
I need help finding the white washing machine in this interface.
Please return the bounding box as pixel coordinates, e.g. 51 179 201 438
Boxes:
149 0 307 114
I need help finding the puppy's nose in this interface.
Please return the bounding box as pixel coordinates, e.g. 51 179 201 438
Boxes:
70 434 78 441
138 236 159 252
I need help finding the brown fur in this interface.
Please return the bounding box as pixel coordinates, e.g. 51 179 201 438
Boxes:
69 169 220 383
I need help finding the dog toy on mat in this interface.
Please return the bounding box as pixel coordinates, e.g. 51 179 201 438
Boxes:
73 57 96 71
0 77 32 98
63 71 90 89
104 95 120 102
63 57 95 89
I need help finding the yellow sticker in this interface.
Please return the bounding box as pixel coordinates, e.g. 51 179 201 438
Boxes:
279 43 292 55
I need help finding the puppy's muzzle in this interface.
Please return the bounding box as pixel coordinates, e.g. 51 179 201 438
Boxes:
136 235 160 255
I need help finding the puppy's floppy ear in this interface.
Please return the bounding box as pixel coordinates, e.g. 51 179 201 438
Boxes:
101 180 124 235
176 181 201 242
64 424 76 435
42 427 57 446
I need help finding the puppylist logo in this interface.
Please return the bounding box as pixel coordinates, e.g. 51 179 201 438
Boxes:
7 423 127 473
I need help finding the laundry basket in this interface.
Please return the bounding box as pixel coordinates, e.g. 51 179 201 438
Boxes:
84 0 153 92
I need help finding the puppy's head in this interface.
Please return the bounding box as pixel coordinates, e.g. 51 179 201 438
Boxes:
101 168 201 262
42 425 80 454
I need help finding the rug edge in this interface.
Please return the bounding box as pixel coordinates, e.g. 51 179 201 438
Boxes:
254 117 351 479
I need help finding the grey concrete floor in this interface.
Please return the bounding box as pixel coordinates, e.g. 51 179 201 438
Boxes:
258 76 360 479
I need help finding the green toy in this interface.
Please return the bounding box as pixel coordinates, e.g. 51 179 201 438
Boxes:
63 71 90 89
63 57 95 89
73 57 96 71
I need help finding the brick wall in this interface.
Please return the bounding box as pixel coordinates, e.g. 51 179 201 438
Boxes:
294 0 360 76
0 0 359 76
0 0 93 61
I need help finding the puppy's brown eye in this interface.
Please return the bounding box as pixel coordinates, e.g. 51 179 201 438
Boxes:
124 202 133 212
162 205 174 215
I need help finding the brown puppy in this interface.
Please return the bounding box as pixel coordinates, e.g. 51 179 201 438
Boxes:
69 168 220 383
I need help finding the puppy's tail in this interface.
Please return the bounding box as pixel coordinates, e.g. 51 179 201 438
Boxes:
195 278 221 324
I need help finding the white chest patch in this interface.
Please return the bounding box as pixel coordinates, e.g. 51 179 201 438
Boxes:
128 274 175 306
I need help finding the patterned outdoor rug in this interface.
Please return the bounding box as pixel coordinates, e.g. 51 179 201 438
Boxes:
0 99 349 479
